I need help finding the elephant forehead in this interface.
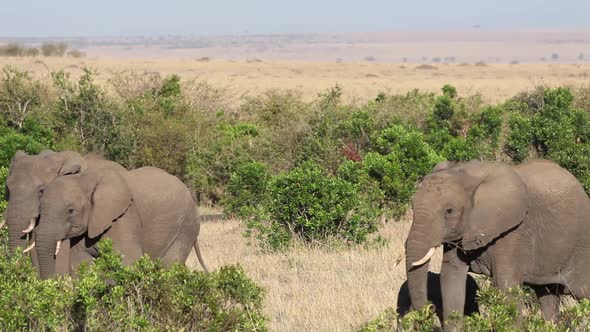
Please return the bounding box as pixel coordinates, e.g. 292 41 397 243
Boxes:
417 176 454 193
44 178 83 200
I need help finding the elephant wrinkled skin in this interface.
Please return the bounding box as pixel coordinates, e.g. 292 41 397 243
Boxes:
35 166 208 279
404 159 590 329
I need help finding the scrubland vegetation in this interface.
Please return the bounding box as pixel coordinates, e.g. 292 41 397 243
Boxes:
2 63 590 330
0 42 85 58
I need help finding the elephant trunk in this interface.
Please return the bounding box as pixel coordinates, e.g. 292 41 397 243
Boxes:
8 227 28 254
405 211 442 312
405 238 433 311
5 197 39 255
35 222 58 280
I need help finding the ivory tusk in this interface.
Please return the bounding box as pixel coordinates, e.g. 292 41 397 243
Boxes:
0 220 5 230
22 218 36 233
23 241 36 253
411 247 436 266
55 240 62 256
393 254 404 268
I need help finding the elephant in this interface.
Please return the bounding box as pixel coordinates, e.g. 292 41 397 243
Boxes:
396 272 479 323
3 150 126 270
33 165 208 279
404 158 590 329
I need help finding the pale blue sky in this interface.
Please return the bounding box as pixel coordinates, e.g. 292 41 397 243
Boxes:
2 0 590 37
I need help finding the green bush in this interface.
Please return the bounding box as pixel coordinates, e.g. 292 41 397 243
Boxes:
0 238 267 331
369 124 444 215
0 66 44 130
186 122 259 203
467 106 504 159
359 285 590 332
0 250 74 331
440 137 478 161
245 161 380 250
529 87 590 192
0 129 45 167
0 167 7 215
223 162 270 218
504 112 534 162
52 68 131 164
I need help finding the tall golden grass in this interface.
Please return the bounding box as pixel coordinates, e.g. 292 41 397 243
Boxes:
188 215 444 332
1 57 589 105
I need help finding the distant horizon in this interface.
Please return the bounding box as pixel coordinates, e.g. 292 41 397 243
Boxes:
3 26 590 40
2 0 590 38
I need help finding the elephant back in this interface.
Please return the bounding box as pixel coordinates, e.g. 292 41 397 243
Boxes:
84 155 127 173
123 167 196 259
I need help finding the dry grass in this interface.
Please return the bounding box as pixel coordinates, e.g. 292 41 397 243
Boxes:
1 57 590 105
187 215 444 332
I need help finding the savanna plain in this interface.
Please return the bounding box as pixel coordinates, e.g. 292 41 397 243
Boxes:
2 46 590 331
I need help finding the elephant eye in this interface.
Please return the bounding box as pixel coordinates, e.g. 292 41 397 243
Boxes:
68 208 75 214
445 208 454 215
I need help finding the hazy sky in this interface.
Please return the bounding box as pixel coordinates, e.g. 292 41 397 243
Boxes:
2 0 590 37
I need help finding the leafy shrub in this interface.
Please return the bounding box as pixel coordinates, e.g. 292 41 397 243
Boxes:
530 87 590 192
371 89 437 129
40 42 68 57
245 161 380 250
359 285 590 332
441 137 478 161
0 129 45 167
186 122 259 203
368 124 444 215
0 238 267 331
0 167 7 215
223 162 270 218
0 250 74 331
0 44 41 57
0 66 44 129
504 112 534 162
467 106 504 159
52 68 132 164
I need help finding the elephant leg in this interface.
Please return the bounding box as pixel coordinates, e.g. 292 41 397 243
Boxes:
492 257 524 326
160 217 199 267
440 245 469 331
107 209 143 266
533 286 560 322
69 245 95 278
395 281 412 317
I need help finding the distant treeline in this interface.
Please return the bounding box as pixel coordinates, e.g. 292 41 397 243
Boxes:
0 42 85 58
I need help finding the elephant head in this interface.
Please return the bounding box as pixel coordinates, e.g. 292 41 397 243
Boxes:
35 168 132 279
405 160 529 312
4 150 87 255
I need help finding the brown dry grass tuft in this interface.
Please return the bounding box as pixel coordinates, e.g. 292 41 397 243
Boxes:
187 215 444 332
2 57 590 106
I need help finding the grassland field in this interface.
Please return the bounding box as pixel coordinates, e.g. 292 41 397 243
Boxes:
2 53 588 331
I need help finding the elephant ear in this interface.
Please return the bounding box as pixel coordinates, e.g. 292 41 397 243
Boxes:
53 151 88 176
8 150 27 174
38 149 55 157
82 169 132 239
432 160 454 173
461 165 529 251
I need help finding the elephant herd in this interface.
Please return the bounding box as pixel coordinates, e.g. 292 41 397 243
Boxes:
4 150 590 329
2 150 207 280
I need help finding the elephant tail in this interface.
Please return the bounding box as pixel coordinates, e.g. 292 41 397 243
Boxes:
193 240 209 273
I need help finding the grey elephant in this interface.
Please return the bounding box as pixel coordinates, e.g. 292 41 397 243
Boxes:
3 150 126 270
33 165 208 279
404 159 590 329
396 272 479 322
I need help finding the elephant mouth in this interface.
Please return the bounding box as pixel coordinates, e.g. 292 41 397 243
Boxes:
461 237 487 251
